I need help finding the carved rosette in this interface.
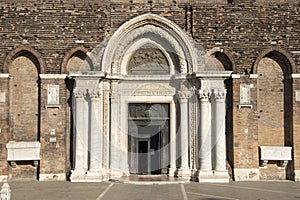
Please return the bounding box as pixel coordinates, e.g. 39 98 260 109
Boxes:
88 89 101 100
198 89 211 101
214 89 227 101
177 90 192 103
73 88 87 99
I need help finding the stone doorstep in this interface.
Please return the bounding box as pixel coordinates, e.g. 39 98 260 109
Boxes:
110 175 190 185
69 170 108 183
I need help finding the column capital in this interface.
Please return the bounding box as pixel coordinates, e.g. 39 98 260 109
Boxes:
213 89 227 100
198 89 211 101
73 88 87 99
88 89 101 99
177 90 192 103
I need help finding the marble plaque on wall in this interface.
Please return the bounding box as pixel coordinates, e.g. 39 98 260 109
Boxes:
0 92 5 103
296 90 300 102
240 84 251 105
47 85 59 104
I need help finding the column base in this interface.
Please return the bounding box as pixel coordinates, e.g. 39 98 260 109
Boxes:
198 170 229 183
70 170 106 182
175 168 192 179
109 169 129 179
294 170 300 182
168 167 177 177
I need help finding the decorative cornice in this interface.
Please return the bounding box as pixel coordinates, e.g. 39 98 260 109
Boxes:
249 74 259 79
39 74 67 79
194 71 232 78
0 74 10 78
291 74 300 79
231 74 240 79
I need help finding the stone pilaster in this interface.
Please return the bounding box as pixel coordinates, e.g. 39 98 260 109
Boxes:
110 91 122 177
198 89 212 172
169 100 177 176
177 90 192 178
88 89 102 173
73 88 87 172
213 89 227 172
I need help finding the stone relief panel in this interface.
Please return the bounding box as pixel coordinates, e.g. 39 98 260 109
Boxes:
108 23 191 74
128 45 169 75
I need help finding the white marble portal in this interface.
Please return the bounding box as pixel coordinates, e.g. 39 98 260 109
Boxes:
69 14 231 183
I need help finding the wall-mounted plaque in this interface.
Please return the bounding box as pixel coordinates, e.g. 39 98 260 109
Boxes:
240 84 251 105
47 85 59 105
296 90 300 102
0 92 5 103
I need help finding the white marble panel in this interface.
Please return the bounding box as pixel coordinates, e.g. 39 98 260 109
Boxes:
6 141 40 161
260 146 292 161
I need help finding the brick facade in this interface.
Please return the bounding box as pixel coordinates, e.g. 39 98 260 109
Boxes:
0 0 300 181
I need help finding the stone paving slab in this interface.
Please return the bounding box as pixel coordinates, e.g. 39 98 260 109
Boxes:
6 181 300 200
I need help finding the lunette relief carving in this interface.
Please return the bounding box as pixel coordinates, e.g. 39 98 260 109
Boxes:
111 24 190 74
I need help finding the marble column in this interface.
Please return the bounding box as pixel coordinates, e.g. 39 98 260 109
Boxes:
110 91 121 176
169 100 177 175
88 89 102 172
198 89 212 171
73 88 87 171
213 89 227 171
177 90 191 177
120 99 129 175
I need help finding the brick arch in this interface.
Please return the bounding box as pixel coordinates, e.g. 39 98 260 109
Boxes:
61 46 91 74
207 47 237 73
252 47 296 74
3 46 45 74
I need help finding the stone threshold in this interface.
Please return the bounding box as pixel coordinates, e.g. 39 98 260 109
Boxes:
110 175 190 185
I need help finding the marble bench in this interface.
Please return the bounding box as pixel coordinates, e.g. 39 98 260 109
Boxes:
6 141 40 168
259 146 292 168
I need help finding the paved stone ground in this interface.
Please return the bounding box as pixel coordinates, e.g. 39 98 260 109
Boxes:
6 181 300 200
